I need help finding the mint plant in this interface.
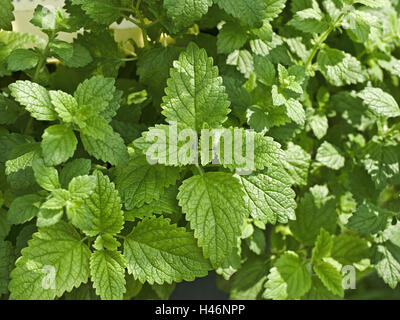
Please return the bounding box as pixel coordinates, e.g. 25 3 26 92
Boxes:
1 0 400 300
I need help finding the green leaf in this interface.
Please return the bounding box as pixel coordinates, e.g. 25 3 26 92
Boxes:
317 48 366 86
9 221 91 299
178 172 247 268
347 202 391 234
49 90 79 123
0 209 11 240
32 158 60 192
347 11 375 42
254 55 276 86
313 261 344 298
162 43 230 132
247 105 272 133
277 64 304 94
5 142 40 175
0 240 13 296
37 208 64 227
263 251 312 300
123 275 142 300
68 175 96 199
62 43 93 68
378 57 400 78
230 257 268 300
331 234 370 265
74 30 122 77
72 0 122 25
49 40 74 62
216 246 242 280
124 217 210 284
74 75 116 114
0 95 19 125
358 87 400 118
30 5 57 31
362 139 399 189
93 234 120 252
80 131 129 167
115 154 180 210
60 159 92 188
100 89 122 123
71 171 123 237
251 20 273 42
136 124 198 167
79 115 114 141
204 128 287 173
9 81 58 121
271 86 306 125
7 194 41 225
373 241 400 289
332 91 375 131
303 276 341 300
264 0 287 21
41 124 78 167
90 250 126 300
309 113 328 140
238 170 296 225
137 47 182 106
227 49 254 78
311 229 333 263
246 228 267 255
64 283 99 300
354 0 385 7
164 0 212 28
127 186 179 221
282 143 311 186
14 225 37 256
289 186 337 245
288 7 329 34
217 22 248 54
285 99 306 126
316 141 345 170
215 0 266 27
0 0 14 30
41 189 70 210
7 49 39 72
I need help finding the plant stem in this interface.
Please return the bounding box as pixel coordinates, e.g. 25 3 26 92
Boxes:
305 12 346 70
131 0 149 48
24 117 33 135
135 0 142 11
117 7 136 14
195 164 204 176
33 34 54 82
33 46 49 82
120 57 137 62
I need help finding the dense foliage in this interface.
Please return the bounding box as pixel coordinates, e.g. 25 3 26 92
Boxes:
0 0 400 300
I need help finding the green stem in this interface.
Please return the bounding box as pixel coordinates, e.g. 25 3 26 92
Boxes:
117 7 136 14
135 0 142 11
384 122 400 137
305 12 346 70
195 164 204 176
33 49 48 82
120 57 137 62
24 117 33 135
134 2 149 48
33 35 54 82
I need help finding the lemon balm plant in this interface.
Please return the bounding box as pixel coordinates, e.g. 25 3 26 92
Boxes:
0 0 400 300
